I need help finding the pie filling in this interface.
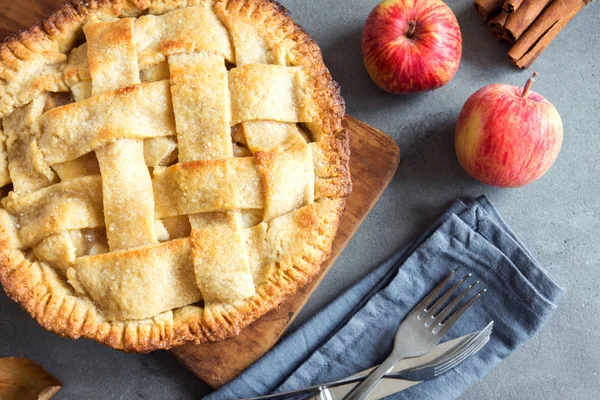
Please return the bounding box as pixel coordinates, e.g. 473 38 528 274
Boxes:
0 3 341 323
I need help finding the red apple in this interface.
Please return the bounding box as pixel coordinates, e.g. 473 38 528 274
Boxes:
361 0 462 94
455 73 563 188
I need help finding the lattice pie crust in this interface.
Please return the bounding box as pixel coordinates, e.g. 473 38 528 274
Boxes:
0 0 350 351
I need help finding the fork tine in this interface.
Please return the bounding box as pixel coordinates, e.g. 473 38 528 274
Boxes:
433 321 494 367
436 321 494 369
426 281 480 327
413 268 461 318
436 329 492 375
429 321 493 371
432 289 487 336
409 321 494 374
420 273 472 321
435 334 491 376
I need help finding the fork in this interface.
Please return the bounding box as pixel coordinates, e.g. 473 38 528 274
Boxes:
342 268 486 400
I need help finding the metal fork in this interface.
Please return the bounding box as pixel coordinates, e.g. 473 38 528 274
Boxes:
342 268 486 400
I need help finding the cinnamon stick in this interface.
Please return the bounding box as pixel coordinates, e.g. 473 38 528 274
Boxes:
489 12 513 42
474 0 504 20
509 0 591 68
503 0 525 13
504 0 553 42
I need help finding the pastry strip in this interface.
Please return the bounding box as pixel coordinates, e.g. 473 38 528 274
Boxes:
1 176 104 248
96 139 158 250
153 157 264 218
84 18 140 95
63 43 91 88
191 213 255 303
255 138 314 221
35 81 176 165
33 229 107 274
72 238 201 320
3 95 55 194
169 51 255 303
229 65 311 124
135 6 233 69
52 152 100 180
85 18 158 251
242 121 307 154
143 137 177 168
169 52 233 161
214 2 287 66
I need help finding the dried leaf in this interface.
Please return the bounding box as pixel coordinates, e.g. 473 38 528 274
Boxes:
0 357 62 400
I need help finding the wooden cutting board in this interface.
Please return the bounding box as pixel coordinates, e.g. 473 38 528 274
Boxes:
0 1 401 389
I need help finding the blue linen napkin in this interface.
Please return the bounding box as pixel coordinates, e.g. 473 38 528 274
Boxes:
207 196 564 399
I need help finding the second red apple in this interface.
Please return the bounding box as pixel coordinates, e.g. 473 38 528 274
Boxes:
455 74 563 188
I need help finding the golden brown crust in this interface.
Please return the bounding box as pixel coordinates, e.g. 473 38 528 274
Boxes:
0 0 350 352
0 198 345 351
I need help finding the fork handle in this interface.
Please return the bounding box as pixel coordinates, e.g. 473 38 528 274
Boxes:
342 357 398 400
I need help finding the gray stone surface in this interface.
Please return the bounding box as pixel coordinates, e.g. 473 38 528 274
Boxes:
1 0 598 399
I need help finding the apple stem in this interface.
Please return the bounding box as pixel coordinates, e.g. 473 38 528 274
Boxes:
406 21 416 38
521 71 539 98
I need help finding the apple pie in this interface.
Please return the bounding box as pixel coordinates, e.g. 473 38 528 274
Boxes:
0 0 350 352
